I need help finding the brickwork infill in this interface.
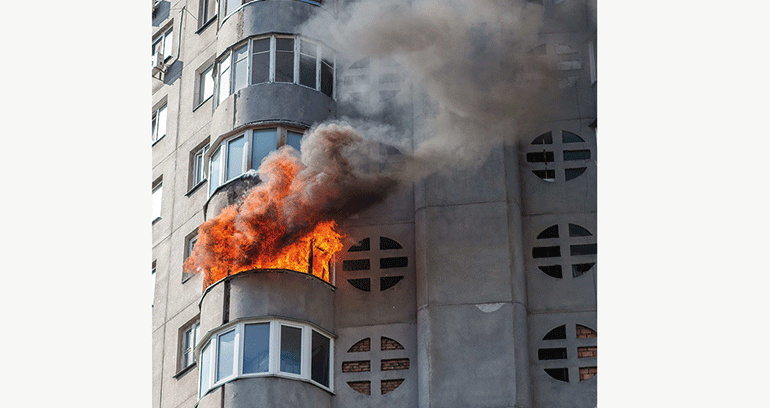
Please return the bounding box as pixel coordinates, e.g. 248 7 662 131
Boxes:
576 325 597 338
348 338 371 352
579 367 597 381
347 381 371 395
342 360 371 373
381 379 404 395
577 346 597 358
381 358 410 371
381 337 405 351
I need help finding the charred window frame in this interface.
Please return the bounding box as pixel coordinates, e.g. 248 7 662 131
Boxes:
214 35 336 105
197 319 334 399
207 126 305 196
178 318 201 374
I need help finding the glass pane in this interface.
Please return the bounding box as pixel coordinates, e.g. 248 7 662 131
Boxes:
287 131 302 152
203 66 215 100
253 38 270 53
199 343 211 396
243 323 270 374
151 115 157 141
226 135 245 180
251 52 270 84
152 184 162 220
209 149 221 194
162 29 173 59
225 0 240 16
217 330 236 381
321 61 333 97
300 39 317 55
194 153 204 183
299 54 317 88
218 55 231 103
233 57 248 92
251 129 277 170
276 38 294 51
311 331 330 387
275 51 294 83
280 326 302 374
157 106 167 139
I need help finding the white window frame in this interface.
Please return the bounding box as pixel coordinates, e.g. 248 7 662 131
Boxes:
215 35 336 105
197 318 334 399
151 262 157 307
207 126 305 196
152 26 173 66
151 104 167 144
199 0 218 28
192 143 209 188
152 181 163 222
180 320 201 371
198 64 215 106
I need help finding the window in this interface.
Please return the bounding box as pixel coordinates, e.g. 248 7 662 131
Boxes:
525 130 592 182
152 179 162 222
151 261 156 307
532 223 597 279
215 35 336 104
179 319 201 372
198 319 333 399
342 236 409 292
183 230 199 282
152 27 173 66
588 36 597 84
198 64 215 106
191 143 209 188
151 104 167 143
199 0 218 28
208 126 304 196
221 0 241 18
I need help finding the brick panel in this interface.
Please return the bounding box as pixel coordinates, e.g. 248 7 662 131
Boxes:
348 338 371 353
381 379 404 394
576 325 597 338
579 366 597 381
342 360 371 373
347 380 371 395
381 336 405 351
577 346 597 358
381 358 410 371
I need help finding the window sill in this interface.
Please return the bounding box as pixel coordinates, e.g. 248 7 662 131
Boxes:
193 96 212 112
186 180 207 197
174 362 196 379
152 217 162 225
152 135 165 147
196 16 217 34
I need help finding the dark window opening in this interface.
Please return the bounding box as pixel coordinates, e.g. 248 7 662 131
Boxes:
532 169 556 181
544 368 569 382
343 259 371 271
562 131 585 143
531 131 552 144
568 224 592 237
538 265 563 279
348 238 370 252
533 246 561 258
380 276 404 291
536 225 559 239
380 256 408 269
538 347 568 360
347 278 371 292
565 167 587 181
572 263 595 277
570 244 597 256
563 149 591 161
542 325 567 340
380 236 403 250
311 331 330 387
526 151 555 163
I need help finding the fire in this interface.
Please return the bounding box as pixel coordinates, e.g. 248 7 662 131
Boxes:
184 124 397 289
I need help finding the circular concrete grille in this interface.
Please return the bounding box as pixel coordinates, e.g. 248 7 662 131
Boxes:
538 324 597 383
525 130 591 183
532 223 597 279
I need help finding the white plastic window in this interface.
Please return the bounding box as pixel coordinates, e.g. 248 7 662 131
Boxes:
151 104 167 143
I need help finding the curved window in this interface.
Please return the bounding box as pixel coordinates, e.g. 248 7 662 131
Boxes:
198 319 334 398
208 126 305 195
216 35 336 105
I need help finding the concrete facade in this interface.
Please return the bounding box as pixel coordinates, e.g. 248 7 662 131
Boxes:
152 2 596 408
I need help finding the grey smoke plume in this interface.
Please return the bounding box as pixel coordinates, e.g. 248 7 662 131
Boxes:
301 0 557 176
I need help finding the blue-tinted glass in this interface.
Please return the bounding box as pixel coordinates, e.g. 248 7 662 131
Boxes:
311 331 330 387
226 136 245 180
280 326 302 374
243 323 270 374
199 342 211 396
209 149 221 195
251 129 277 170
217 330 236 381
287 131 303 152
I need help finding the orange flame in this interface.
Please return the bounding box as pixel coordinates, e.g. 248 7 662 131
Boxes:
184 124 398 289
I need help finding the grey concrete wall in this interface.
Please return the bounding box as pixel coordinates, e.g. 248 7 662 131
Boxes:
223 376 332 408
217 0 334 57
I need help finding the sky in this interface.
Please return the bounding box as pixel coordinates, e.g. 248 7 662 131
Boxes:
1 1 768 407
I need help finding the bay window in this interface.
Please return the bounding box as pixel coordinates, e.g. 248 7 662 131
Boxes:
198 319 334 399
208 126 304 195
215 35 335 104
